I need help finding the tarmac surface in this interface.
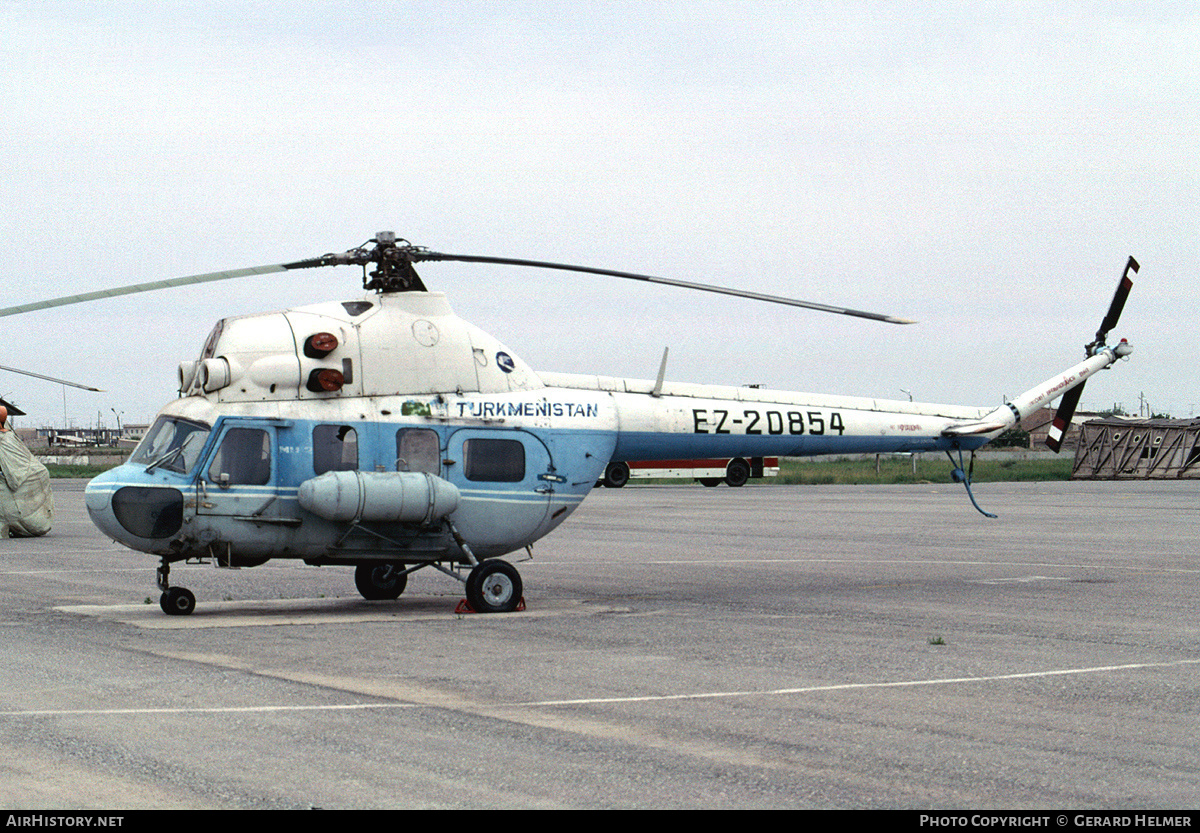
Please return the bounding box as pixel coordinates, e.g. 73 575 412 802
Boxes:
0 478 1197 809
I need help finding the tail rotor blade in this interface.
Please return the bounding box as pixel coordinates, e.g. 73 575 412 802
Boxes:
1094 257 1138 346
1045 383 1085 453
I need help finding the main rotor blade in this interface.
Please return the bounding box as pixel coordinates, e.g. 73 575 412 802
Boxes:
0 364 102 392
1045 383 1085 453
413 252 917 324
1 237 916 325
0 264 292 319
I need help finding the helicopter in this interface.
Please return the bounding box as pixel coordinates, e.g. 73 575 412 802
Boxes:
2 234 1137 615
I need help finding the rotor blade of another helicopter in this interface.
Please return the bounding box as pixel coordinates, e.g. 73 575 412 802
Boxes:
0 264 291 319
0 363 102 392
412 252 917 324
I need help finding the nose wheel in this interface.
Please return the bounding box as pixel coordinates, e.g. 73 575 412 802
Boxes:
157 560 196 616
160 586 196 615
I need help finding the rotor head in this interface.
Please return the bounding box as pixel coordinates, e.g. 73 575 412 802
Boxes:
285 232 430 293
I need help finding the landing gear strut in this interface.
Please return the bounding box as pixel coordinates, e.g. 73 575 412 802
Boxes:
446 520 525 614
157 559 196 616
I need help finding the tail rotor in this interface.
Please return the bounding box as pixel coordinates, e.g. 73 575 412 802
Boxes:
1045 256 1138 452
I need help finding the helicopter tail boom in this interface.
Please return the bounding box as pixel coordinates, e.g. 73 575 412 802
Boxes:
941 340 1132 439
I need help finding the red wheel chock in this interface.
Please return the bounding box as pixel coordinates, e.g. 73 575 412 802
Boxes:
454 597 526 614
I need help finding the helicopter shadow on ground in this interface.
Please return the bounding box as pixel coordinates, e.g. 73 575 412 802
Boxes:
53 594 621 629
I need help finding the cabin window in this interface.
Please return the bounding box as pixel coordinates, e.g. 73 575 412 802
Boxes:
463 438 525 482
313 424 358 474
397 428 440 475
207 427 271 486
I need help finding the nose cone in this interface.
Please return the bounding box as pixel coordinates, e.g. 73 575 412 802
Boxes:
86 466 185 551
84 468 122 539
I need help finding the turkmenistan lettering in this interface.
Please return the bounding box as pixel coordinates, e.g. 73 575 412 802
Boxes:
457 401 599 419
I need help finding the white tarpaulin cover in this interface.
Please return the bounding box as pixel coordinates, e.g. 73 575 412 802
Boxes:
0 430 52 537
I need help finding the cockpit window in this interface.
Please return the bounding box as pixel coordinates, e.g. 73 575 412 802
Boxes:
313 424 358 474
130 417 211 475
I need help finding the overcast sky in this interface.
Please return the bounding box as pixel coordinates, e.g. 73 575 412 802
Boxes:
2 1 1196 429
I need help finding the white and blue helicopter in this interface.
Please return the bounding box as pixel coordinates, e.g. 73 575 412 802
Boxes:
3 234 1137 615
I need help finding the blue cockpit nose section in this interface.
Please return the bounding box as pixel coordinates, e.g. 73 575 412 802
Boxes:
109 486 184 538
86 466 184 545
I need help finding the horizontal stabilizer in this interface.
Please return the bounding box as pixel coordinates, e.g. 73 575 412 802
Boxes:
941 419 1011 437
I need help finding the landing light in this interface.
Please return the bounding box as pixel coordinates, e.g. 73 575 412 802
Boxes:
307 368 344 392
304 332 339 358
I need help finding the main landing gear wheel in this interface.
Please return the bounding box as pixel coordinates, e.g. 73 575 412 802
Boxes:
160 586 196 616
355 563 408 600
465 559 523 613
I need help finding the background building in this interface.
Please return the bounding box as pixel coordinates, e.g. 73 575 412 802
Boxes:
1072 417 1200 479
